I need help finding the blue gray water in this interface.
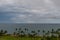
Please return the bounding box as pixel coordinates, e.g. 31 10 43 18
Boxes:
0 23 60 35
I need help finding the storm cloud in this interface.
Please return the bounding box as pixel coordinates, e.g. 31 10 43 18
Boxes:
0 0 60 23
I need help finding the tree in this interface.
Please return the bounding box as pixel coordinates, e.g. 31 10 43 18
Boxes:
0 29 3 34
56 28 60 37
37 30 40 36
52 29 54 33
42 30 45 40
19 28 21 31
0 29 7 36
31 30 36 37
4 30 7 34
21 31 24 34
43 30 45 36
45 31 50 36
51 29 54 37
16 28 18 31
55 31 59 40
24 28 28 36
24 28 28 32
0 29 4 36
31 31 35 34
18 28 21 35
15 28 18 36
20 31 25 37
13 32 16 36
38 30 40 33
46 31 50 40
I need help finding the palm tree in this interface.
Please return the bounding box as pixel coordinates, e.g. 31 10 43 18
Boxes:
0 29 7 36
13 32 16 36
45 31 50 36
51 29 54 37
20 31 25 37
37 30 40 36
56 29 60 37
24 28 28 32
16 28 18 33
31 31 36 34
47 31 50 36
4 30 7 34
18 28 21 35
56 29 60 40
46 31 50 40
21 31 24 34
0 29 3 36
31 30 36 40
55 31 59 40
43 30 45 36
19 28 21 31
24 28 28 36
16 28 18 31
52 29 54 32
31 30 37 37
15 28 18 36
42 30 45 40
0 29 3 33
38 30 40 33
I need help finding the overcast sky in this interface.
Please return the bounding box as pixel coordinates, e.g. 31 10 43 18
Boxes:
0 0 60 23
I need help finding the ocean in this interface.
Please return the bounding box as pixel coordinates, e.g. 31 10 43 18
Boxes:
0 23 60 35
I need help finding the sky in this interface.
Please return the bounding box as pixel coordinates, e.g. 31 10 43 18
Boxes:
0 0 60 23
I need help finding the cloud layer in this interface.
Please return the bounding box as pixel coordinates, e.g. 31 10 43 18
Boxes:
0 0 60 23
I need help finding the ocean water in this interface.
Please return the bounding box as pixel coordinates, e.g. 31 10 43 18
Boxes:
0 23 60 35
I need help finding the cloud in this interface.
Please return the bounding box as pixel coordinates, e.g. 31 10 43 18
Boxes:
0 0 60 23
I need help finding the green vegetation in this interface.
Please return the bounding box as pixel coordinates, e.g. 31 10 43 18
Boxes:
0 36 42 40
0 28 60 40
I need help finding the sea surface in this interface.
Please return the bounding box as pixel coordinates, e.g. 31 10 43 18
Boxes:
0 23 60 35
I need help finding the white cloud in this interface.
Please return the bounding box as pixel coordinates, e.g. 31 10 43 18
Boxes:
0 0 60 23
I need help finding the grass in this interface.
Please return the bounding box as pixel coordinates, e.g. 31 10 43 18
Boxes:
0 35 59 40
0 36 42 40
